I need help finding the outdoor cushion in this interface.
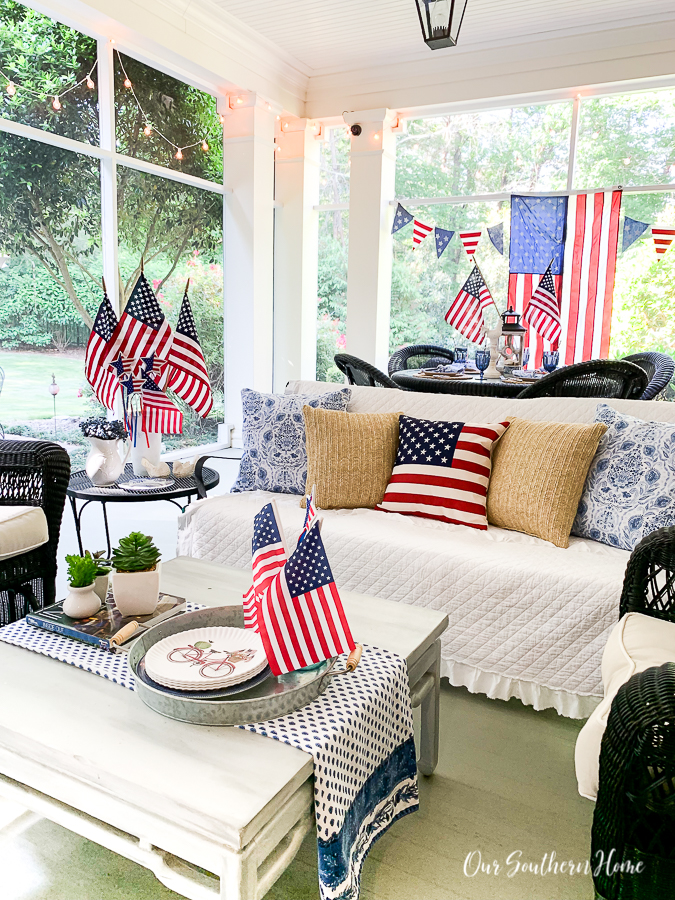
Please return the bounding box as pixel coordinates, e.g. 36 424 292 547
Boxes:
575 612 675 801
0 505 49 561
231 387 351 495
303 407 400 509
488 418 607 548
573 404 675 550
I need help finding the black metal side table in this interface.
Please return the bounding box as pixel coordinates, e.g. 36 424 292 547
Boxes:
67 463 220 558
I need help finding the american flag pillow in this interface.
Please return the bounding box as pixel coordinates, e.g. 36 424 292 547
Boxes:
378 415 510 530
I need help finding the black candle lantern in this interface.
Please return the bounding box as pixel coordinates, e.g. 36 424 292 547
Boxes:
499 307 527 370
415 0 469 50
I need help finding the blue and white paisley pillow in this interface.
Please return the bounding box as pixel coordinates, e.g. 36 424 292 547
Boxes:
231 388 351 495
572 403 675 551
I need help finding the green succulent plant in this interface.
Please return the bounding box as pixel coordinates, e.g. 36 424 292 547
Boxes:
65 554 99 588
84 549 111 576
112 532 161 574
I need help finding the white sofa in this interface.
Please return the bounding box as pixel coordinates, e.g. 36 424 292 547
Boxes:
177 382 675 719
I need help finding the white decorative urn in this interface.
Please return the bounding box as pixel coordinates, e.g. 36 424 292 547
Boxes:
63 584 101 619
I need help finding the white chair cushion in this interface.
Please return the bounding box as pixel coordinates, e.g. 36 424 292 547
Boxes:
0 506 49 562
575 612 675 800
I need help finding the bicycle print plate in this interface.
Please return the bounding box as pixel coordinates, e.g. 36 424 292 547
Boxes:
145 626 267 690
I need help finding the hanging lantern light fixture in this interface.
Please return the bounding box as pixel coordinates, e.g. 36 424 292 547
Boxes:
414 0 469 50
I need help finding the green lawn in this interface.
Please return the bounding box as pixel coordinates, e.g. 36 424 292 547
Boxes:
0 350 91 421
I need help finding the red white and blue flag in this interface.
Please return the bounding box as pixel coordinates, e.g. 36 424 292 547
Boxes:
140 376 183 434
84 294 119 410
257 519 355 676
102 274 172 371
298 485 317 546
459 231 481 257
445 263 494 344
243 500 288 631
378 415 510 531
412 219 433 247
523 263 561 344
166 289 213 417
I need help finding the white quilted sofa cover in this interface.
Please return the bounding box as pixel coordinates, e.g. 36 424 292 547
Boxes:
177 383 675 719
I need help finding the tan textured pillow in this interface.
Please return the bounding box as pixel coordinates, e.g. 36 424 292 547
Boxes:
487 417 607 548
303 407 400 509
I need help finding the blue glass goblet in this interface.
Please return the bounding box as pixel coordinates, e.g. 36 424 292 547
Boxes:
455 347 468 364
523 347 530 370
475 349 490 382
542 350 559 374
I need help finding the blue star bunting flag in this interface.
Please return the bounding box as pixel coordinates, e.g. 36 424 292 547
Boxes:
509 195 568 275
391 203 414 234
434 227 455 258
243 500 288 631
622 216 650 253
487 222 504 255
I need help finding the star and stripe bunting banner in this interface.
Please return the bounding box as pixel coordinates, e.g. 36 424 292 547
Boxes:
243 500 288 632
140 376 183 434
378 415 510 531
166 289 213 417
412 219 433 247
256 519 355 676
622 216 650 253
84 294 119 410
434 227 454 258
652 227 675 259
445 263 494 344
523 263 561 344
459 231 481 257
102 273 172 372
391 203 414 234
487 223 504 255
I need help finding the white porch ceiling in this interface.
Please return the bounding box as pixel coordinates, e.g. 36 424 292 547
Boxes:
211 0 675 74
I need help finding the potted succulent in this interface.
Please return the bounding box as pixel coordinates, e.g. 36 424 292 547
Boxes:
85 550 112 602
111 532 162 616
63 554 102 619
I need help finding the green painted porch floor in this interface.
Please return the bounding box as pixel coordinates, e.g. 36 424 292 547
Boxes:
0 682 595 900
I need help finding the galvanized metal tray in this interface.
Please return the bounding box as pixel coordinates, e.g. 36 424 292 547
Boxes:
128 606 336 726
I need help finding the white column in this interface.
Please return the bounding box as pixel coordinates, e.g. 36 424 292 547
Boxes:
273 117 321 390
97 38 119 313
223 94 276 442
344 109 397 373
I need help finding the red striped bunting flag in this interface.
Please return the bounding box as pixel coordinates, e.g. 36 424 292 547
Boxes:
378 415 510 531
243 500 288 631
257 519 355 676
652 227 675 259
412 219 433 247
460 231 481 257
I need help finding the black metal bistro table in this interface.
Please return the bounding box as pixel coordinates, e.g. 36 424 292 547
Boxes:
67 462 220 558
391 369 525 397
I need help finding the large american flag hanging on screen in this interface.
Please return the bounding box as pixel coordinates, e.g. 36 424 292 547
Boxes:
243 501 288 631
523 263 561 344
257 520 355 676
84 294 119 410
445 263 494 343
166 291 213 417
140 376 183 434
102 274 172 370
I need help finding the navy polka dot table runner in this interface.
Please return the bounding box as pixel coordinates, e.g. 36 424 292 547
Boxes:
0 618 418 900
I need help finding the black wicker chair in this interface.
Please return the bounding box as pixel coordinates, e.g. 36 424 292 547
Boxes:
333 354 402 389
623 352 675 401
388 344 455 376
516 359 647 400
591 526 675 900
0 440 70 624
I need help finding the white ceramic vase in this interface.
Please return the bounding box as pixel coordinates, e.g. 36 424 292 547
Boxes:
94 573 110 603
85 437 131 486
130 432 162 477
112 565 161 617
63 584 101 619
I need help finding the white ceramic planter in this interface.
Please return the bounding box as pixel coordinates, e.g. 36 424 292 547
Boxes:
85 436 131 486
63 584 101 619
112 565 161 617
130 432 162 477
94 573 110 603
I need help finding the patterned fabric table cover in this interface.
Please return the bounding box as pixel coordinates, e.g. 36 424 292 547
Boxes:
0 615 418 900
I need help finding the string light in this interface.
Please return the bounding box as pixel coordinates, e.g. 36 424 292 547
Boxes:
175 148 183 160
86 77 95 90
52 96 61 111
201 140 208 152
143 124 153 136
123 76 132 89
5 80 16 96
0 59 97 111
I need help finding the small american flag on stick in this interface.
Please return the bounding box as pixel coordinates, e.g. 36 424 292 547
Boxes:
298 485 317 546
243 501 288 631
85 292 119 410
103 273 172 371
140 376 183 434
257 519 355 676
523 263 561 344
445 263 494 344
166 283 213 417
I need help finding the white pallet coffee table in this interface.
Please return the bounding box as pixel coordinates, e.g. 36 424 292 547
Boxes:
0 557 448 900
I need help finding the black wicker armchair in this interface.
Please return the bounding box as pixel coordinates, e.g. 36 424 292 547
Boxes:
516 359 647 400
591 526 675 900
0 440 70 625
333 354 402 389
623 352 675 401
388 344 455 376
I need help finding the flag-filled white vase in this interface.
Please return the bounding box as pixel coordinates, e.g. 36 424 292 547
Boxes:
130 432 162 476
